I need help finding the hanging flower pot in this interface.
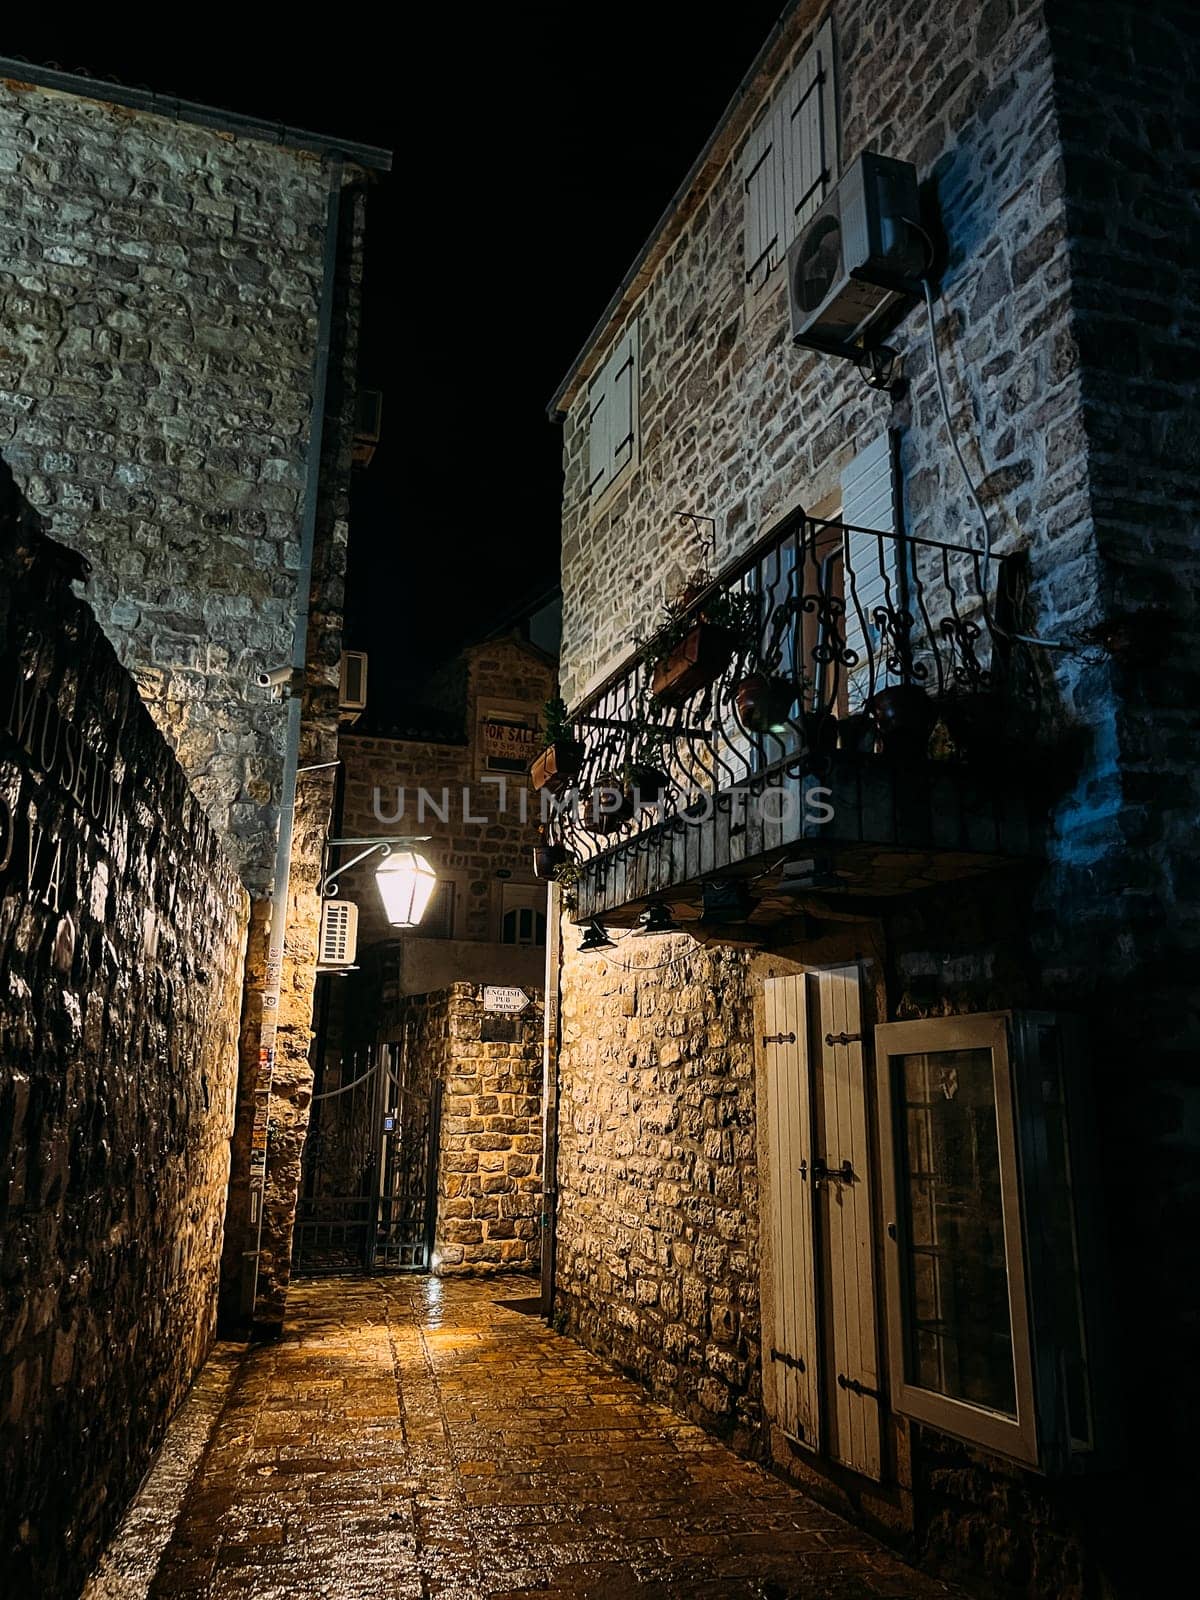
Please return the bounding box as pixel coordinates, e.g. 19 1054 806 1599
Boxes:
868 684 937 756
623 764 670 809
837 710 878 755
650 622 738 708
733 672 797 734
532 835 570 881
529 738 584 795
579 775 634 834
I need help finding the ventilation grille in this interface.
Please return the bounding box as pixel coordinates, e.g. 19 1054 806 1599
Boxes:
318 899 358 968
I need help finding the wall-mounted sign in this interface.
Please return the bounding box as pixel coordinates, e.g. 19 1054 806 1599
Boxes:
483 985 531 1014
480 713 540 774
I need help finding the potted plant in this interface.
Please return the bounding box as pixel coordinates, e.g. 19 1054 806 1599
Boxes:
622 759 670 811
643 588 759 709
732 670 797 734
533 828 570 881
529 696 584 794
867 681 937 756
941 683 998 762
579 774 634 833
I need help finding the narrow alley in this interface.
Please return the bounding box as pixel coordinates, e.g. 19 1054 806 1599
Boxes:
86 1277 959 1600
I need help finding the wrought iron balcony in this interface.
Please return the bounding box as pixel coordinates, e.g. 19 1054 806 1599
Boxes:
544 507 1040 927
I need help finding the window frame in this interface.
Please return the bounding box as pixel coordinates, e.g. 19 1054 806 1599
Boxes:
874 1011 1041 1466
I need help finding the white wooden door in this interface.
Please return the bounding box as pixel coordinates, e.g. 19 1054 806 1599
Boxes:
762 969 882 1480
762 976 821 1448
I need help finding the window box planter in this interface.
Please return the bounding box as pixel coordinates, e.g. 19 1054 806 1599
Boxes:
623 764 670 810
529 738 584 795
650 622 738 708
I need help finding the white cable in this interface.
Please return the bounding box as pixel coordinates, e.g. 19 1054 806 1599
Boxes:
923 277 996 570
921 273 1082 656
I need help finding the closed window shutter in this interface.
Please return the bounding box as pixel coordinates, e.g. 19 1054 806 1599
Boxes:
842 431 903 701
587 325 638 497
781 18 838 235
587 375 610 495
743 109 783 284
744 18 839 283
608 327 637 477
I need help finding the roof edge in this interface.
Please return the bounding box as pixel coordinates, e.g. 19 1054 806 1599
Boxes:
545 0 809 423
0 57 392 172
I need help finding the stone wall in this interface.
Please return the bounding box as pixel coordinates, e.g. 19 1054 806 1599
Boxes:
218 185 365 1331
399 984 544 1274
555 938 762 1446
0 71 369 893
0 458 247 1598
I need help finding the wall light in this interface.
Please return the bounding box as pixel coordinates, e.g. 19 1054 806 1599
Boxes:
578 918 616 953
374 848 438 928
321 835 437 929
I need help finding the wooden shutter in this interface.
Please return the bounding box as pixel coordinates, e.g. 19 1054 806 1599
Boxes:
587 325 638 496
745 19 838 283
762 975 822 1448
586 369 610 495
842 431 904 701
780 18 838 236
608 326 637 479
813 965 882 1480
742 109 782 285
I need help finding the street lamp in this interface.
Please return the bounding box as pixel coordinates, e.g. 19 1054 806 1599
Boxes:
322 836 438 928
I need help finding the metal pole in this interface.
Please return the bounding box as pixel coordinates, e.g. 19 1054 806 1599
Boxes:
239 155 345 1323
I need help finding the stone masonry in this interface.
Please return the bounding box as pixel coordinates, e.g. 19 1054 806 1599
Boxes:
0 457 248 1599
548 1 1199 1596
0 69 372 892
399 984 544 1275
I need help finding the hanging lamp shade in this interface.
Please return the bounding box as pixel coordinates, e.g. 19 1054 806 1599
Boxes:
374 849 438 928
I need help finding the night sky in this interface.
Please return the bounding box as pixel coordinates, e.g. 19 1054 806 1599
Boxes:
6 9 785 701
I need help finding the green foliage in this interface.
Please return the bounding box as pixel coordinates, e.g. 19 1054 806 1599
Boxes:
541 695 574 745
633 587 760 668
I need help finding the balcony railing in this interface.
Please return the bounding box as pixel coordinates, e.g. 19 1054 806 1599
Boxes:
546 508 1029 888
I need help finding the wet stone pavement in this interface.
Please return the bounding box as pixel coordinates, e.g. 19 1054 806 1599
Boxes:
86 1275 963 1600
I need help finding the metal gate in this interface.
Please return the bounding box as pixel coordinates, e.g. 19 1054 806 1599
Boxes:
293 1038 441 1275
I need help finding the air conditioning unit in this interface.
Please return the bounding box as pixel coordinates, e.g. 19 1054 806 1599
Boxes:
318 898 359 969
352 389 383 467
788 152 927 360
338 650 368 724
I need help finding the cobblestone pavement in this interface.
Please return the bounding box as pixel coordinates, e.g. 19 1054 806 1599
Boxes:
89 1275 964 1600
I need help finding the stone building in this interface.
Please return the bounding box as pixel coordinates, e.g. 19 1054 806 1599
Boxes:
542 2 1197 1596
292 627 556 1278
0 60 390 1332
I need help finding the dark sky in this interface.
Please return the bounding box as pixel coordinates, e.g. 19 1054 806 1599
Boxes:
6 9 785 699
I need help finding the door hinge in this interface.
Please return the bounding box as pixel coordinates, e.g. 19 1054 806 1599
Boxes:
824 1031 862 1047
770 1347 806 1372
837 1372 883 1401
763 1031 796 1046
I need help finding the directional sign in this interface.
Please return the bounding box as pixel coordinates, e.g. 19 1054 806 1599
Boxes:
483 986 531 1014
